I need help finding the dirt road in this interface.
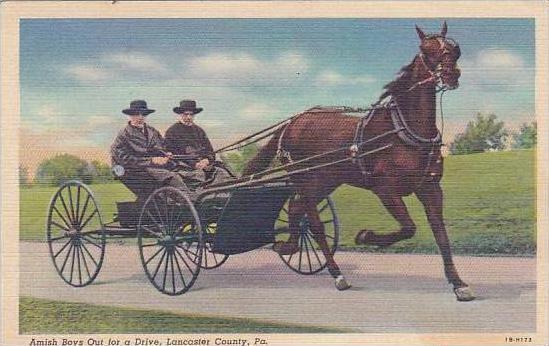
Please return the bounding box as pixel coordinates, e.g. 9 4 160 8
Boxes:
19 242 536 332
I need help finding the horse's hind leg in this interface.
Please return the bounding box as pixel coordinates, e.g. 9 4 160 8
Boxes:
273 196 303 255
415 182 475 301
355 189 417 247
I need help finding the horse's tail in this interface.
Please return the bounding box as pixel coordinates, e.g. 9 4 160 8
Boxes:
242 126 285 176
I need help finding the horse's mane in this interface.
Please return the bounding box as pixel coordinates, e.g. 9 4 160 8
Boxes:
378 56 418 101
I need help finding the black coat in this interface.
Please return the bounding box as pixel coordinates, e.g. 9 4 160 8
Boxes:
164 123 215 166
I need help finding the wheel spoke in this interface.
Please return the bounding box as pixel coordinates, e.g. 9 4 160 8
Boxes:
57 192 74 223
162 251 170 291
174 247 196 274
52 206 71 230
318 200 329 213
146 210 161 228
49 233 72 242
67 186 76 223
141 225 163 238
75 186 81 227
322 219 334 224
176 243 198 258
76 245 83 285
151 249 167 281
81 234 102 249
79 244 92 280
170 250 176 294
69 242 77 283
59 242 74 274
304 232 323 268
53 238 72 258
77 194 91 225
152 196 164 226
80 242 99 267
173 249 187 287
298 234 304 272
302 232 312 272
144 246 164 265
80 209 98 230
50 221 70 233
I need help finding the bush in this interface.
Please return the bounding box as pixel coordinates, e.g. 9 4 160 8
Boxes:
220 143 259 176
450 113 508 155
19 166 30 187
35 154 93 186
512 121 536 149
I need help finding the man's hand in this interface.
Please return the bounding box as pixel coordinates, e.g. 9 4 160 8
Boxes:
152 156 169 166
195 158 210 170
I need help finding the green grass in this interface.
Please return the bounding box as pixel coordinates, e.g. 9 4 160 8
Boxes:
21 149 536 255
20 296 342 334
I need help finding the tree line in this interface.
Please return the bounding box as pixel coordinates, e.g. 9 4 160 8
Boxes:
20 113 536 186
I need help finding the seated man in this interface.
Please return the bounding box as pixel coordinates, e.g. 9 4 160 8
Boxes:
111 100 191 200
164 99 233 187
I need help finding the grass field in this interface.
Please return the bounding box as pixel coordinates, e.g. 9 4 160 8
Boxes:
20 149 536 255
20 297 341 333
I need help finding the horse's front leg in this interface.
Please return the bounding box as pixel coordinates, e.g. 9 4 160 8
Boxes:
355 189 417 247
302 196 351 291
415 182 475 301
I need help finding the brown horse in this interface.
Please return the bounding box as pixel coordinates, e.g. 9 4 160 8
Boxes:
243 22 475 301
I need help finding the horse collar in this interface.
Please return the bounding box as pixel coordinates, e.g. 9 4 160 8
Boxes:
389 99 442 147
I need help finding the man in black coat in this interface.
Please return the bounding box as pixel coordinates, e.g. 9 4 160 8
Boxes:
111 100 191 199
165 100 232 185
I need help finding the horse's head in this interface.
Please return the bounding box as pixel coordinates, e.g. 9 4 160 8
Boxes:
415 22 461 90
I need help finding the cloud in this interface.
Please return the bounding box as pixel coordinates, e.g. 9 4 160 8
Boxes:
475 49 524 68
102 52 168 73
460 49 532 91
315 70 376 86
184 51 309 86
239 102 276 120
64 65 110 83
64 51 168 83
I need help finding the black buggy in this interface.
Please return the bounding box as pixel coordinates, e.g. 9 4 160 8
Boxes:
46 156 340 296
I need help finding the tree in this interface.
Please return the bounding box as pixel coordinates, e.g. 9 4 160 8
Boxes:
512 121 537 149
449 113 508 155
19 165 30 187
35 154 92 186
89 160 114 183
220 143 259 175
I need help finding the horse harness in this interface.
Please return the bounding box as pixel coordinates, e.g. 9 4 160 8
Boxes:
274 97 443 189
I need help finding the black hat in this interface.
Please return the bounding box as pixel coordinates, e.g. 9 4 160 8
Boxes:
122 100 155 116
173 100 203 115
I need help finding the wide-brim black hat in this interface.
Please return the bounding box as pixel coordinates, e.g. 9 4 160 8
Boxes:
173 99 203 115
122 100 155 116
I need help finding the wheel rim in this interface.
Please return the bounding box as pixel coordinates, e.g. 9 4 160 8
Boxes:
46 181 106 287
276 195 339 275
137 187 203 295
195 222 229 269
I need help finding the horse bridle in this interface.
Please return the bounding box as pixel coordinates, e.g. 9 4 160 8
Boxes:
408 35 461 92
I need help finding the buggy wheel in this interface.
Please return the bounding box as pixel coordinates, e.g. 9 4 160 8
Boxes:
198 222 229 270
276 195 339 275
46 181 106 287
137 187 203 295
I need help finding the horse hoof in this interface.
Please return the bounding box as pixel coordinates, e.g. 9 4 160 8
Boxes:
454 286 476 301
335 276 352 291
355 230 374 245
272 241 299 255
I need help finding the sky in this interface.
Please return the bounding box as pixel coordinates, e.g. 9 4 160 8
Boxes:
20 18 535 172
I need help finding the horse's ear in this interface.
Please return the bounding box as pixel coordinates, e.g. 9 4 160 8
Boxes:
441 21 448 37
415 25 426 40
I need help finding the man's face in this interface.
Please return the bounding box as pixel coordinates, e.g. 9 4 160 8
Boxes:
128 113 146 128
178 111 194 126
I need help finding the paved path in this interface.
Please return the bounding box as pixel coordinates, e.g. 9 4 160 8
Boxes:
20 242 536 332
